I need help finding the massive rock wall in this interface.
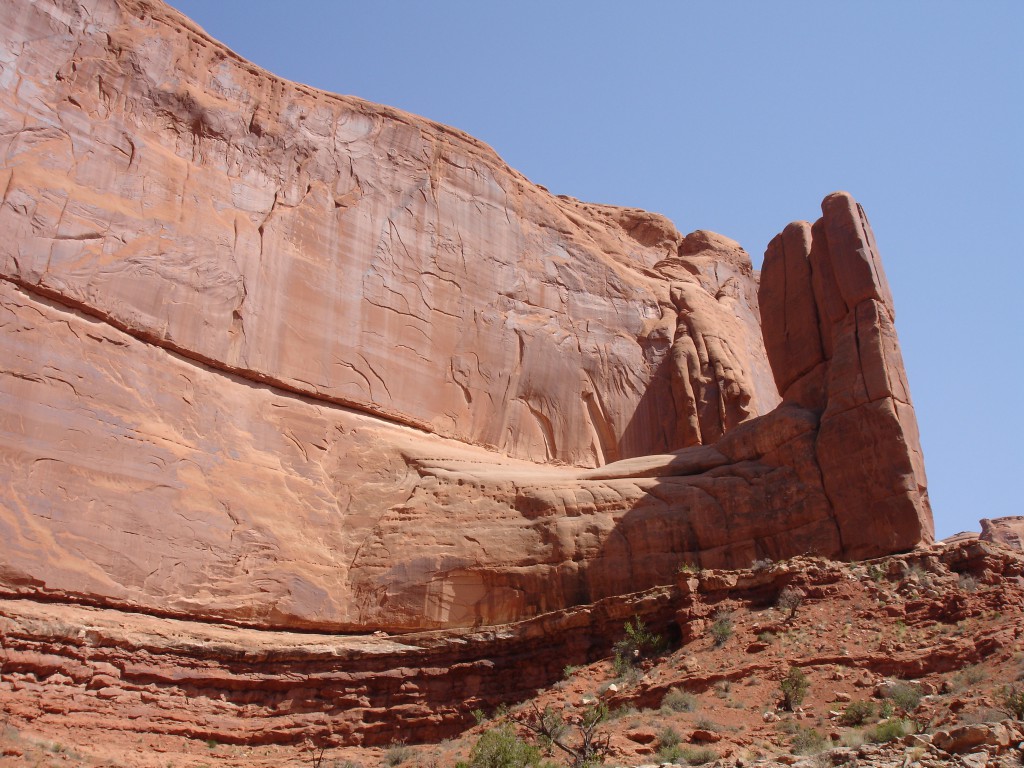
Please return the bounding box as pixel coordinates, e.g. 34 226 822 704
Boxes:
0 0 932 636
0 0 775 467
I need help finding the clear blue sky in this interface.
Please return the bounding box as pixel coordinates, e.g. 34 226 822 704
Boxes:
166 1 1022 540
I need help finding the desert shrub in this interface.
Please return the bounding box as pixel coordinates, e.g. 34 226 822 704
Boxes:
888 683 922 713
953 665 986 689
710 611 733 647
776 586 804 620
605 705 637 721
757 631 776 644
867 718 909 743
840 729 866 749
790 726 827 755
663 687 698 712
678 561 698 574
840 700 876 726
908 563 934 588
657 726 681 748
1000 684 1024 720
465 726 542 768
612 617 662 674
780 667 809 711
652 725 682 763
679 746 717 765
777 719 801 735
384 742 416 766
958 573 979 592
751 558 774 571
562 665 580 679
655 743 683 763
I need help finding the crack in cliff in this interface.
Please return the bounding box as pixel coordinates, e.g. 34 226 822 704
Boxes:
0 274 443 438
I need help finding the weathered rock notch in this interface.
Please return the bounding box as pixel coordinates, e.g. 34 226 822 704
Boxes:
0 0 930 636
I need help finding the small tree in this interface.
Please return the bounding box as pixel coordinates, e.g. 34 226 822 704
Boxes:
612 617 662 674
516 702 610 768
780 667 809 711
776 586 804 621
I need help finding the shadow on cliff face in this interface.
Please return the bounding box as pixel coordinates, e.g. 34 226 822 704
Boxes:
618 229 780 461
348 194 934 633
584 192 933 603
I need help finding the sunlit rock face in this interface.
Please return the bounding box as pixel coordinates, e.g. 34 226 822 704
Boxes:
0 0 930 632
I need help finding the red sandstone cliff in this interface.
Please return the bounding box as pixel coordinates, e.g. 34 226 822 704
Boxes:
0 0 930 639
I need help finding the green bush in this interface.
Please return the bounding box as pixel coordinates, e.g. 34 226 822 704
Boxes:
867 719 909 743
790 726 827 755
780 667 809 711
612 617 662 674
466 726 542 768
653 725 682 764
710 611 733 647
655 743 683 763
888 683 922 713
657 726 681 748
840 700 876 726
663 687 698 712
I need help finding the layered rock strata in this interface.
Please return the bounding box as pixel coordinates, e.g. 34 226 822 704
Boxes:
0 586 679 747
1 538 1017 749
0 0 930 638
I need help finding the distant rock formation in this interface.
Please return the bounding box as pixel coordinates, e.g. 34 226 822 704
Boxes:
0 0 931 634
981 517 1024 551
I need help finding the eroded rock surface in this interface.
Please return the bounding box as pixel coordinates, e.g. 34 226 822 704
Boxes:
1 0 930 641
760 192 932 558
0 0 775 468
981 517 1024 551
